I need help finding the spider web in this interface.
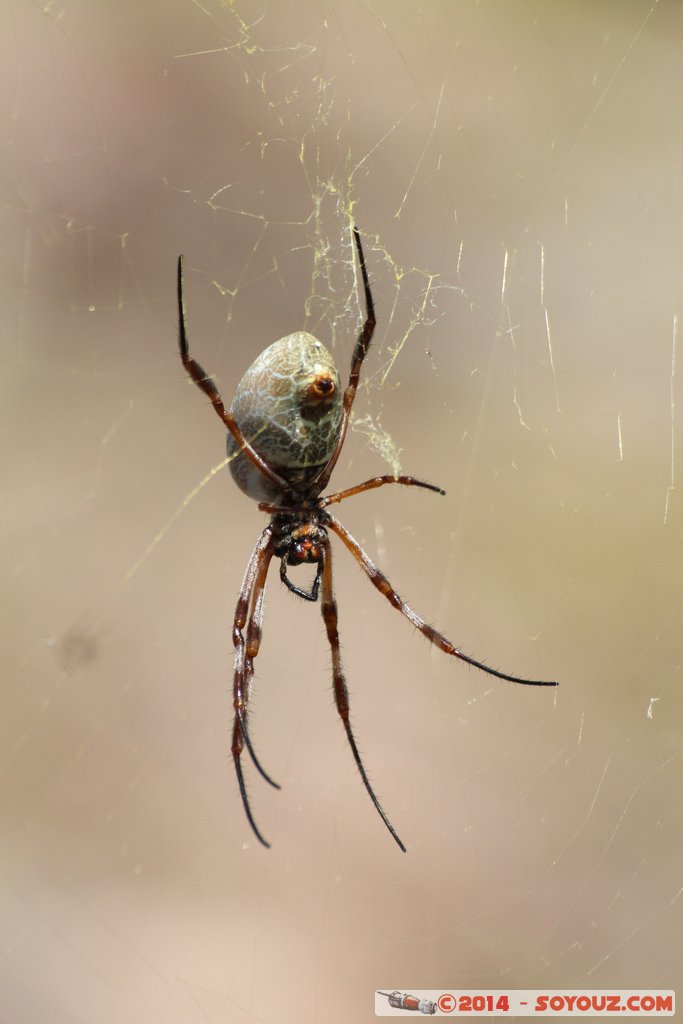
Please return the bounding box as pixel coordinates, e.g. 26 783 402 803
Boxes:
1 1 682 1022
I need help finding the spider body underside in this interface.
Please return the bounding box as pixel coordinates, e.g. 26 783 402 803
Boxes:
177 228 557 852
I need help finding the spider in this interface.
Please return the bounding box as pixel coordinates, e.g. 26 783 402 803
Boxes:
177 228 557 852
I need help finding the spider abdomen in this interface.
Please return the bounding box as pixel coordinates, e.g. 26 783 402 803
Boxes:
227 331 342 502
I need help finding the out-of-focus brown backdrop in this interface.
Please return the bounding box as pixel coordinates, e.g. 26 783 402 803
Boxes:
1 2 681 1022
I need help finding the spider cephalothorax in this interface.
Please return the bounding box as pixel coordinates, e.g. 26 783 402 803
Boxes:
271 511 328 602
177 228 557 851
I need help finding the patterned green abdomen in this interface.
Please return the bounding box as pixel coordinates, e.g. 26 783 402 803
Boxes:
227 331 343 503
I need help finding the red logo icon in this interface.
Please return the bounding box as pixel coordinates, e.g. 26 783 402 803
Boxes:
438 993 457 1012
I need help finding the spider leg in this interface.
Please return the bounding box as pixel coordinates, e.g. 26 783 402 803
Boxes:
314 227 376 492
325 513 558 688
238 570 279 788
232 526 278 848
321 474 446 508
319 536 407 853
176 256 289 495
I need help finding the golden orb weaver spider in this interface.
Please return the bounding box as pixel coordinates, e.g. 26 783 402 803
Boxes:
177 228 557 851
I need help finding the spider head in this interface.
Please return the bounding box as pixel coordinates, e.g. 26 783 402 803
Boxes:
274 519 327 602
287 535 322 565
280 518 326 565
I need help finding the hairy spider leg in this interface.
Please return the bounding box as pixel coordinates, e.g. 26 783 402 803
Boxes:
232 526 279 848
258 476 443 519
177 256 289 495
314 228 376 493
321 474 446 508
319 536 407 853
239 559 276 783
325 513 558 688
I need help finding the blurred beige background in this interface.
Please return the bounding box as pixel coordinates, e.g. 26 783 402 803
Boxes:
1 1 681 1022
